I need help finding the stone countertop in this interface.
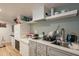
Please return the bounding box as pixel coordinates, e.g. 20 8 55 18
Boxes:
29 38 79 55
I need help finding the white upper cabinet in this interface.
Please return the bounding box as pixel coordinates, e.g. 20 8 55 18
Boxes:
32 4 45 21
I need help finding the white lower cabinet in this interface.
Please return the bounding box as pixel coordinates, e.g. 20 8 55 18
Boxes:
29 40 78 56
47 46 77 56
29 40 37 56
11 37 15 48
37 43 46 56
29 40 47 56
20 41 29 56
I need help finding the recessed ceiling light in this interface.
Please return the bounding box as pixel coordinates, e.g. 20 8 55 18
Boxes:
0 9 2 12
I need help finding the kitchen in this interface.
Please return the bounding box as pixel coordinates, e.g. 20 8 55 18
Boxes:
0 3 79 56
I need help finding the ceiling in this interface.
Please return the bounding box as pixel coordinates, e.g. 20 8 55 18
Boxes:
0 3 67 23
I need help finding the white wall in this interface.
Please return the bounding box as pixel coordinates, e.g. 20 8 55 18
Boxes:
14 21 31 39
20 21 30 38
32 4 44 20
0 23 12 43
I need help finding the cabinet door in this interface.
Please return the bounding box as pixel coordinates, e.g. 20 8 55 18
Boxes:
29 40 37 56
11 37 15 48
20 42 29 56
37 43 46 56
47 46 77 56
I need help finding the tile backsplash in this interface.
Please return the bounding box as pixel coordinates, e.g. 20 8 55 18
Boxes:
32 16 79 35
